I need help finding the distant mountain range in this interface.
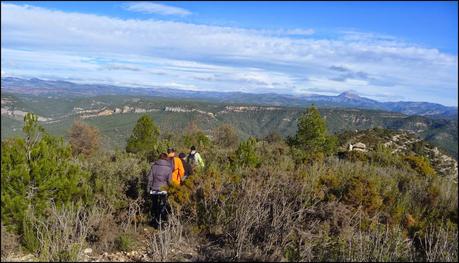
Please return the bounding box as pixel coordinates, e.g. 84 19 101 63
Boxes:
1 77 457 119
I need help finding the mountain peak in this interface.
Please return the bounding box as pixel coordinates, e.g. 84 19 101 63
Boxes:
338 91 360 99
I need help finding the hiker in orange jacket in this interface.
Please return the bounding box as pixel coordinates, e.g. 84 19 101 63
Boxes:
167 148 185 186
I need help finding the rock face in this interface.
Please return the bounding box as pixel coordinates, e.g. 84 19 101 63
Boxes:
123 106 134 113
218 105 281 114
164 107 215 118
164 106 192 113
1 107 52 121
349 142 367 152
73 104 214 120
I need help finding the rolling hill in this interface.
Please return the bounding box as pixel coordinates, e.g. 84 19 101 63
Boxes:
2 77 457 119
2 92 457 159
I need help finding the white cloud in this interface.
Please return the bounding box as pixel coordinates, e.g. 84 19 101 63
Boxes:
165 82 198 90
1 3 457 105
284 28 315 36
124 2 191 16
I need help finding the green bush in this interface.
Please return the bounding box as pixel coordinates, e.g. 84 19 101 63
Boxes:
115 233 135 252
1 113 92 237
234 137 261 168
404 155 436 177
21 209 40 253
342 175 383 216
83 151 150 211
368 144 403 168
343 150 368 162
317 170 343 201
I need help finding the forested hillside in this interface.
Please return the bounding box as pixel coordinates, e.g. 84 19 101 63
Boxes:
2 93 457 159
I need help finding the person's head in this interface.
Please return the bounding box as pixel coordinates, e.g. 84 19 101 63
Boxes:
159 153 168 160
178 152 186 159
167 148 176 157
190 145 196 152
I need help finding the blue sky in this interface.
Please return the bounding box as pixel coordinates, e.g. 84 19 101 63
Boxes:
1 1 458 106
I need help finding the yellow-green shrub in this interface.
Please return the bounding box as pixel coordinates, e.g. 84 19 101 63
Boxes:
342 175 383 216
404 155 436 177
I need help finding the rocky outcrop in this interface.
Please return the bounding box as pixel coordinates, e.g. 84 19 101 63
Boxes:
77 106 159 119
164 106 192 113
123 106 134 113
73 107 102 114
80 107 113 119
348 142 367 152
164 107 215 118
75 104 284 119
1 107 52 121
390 134 459 179
218 105 281 114
341 129 458 180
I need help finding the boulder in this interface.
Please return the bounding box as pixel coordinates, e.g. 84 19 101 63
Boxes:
353 142 366 149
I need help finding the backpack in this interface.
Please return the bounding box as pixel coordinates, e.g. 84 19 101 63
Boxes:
187 153 197 166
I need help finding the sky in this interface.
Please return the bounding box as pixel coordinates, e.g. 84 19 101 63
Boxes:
1 1 458 106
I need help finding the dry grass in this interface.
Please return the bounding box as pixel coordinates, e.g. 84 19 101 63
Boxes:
28 203 95 261
147 207 190 262
421 224 458 262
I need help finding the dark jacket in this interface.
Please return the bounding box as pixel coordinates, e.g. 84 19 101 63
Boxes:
147 159 172 191
180 158 193 178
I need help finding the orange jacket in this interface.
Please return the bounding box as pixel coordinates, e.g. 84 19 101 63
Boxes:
170 156 185 186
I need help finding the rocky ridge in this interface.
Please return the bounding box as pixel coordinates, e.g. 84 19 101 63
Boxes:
340 129 458 180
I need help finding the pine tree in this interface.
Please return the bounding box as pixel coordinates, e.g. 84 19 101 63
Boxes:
290 106 337 162
126 115 160 157
1 113 91 237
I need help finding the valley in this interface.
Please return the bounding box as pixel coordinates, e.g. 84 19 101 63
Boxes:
2 92 458 160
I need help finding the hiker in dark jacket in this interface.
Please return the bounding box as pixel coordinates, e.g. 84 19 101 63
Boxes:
179 152 193 181
147 153 172 228
148 153 172 192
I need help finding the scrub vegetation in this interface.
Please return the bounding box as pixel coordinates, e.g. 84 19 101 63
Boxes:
1 107 457 262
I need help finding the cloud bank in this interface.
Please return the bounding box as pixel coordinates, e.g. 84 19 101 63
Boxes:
124 2 191 16
1 3 457 105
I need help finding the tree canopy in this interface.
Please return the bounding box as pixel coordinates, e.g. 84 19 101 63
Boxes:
126 115 160 157
1 113 91 235
289 106 337 162
69 120 101 157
